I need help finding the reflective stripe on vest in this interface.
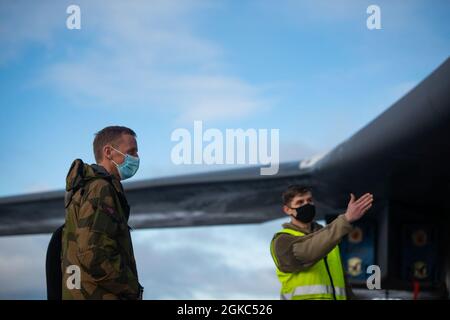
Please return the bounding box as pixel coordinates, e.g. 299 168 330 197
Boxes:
271 227 347 300
280 285 347 300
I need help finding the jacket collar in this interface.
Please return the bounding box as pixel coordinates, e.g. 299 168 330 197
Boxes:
282 221 322 235
91 164 124 195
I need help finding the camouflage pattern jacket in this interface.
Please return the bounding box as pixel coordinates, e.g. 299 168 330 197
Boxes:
61 159 143 300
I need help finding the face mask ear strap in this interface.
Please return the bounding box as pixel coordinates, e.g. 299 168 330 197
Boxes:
111 146 126 156
107 146 124 168
111 159 119 167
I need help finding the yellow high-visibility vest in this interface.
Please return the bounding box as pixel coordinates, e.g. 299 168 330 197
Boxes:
270 228 347 300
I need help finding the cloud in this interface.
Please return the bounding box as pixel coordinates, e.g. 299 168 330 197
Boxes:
132 219 284 299
0 218 285 299
170 75 270 123
0 0 273 123
24 182 54 194
260 0 424 30
0 234 50 299
258 0 365 27
0 0 61 65
278 141 319 163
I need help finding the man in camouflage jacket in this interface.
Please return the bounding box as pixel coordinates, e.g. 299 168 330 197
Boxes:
61 126 143 300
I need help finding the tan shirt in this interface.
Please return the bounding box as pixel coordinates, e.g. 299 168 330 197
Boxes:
272 214 355 299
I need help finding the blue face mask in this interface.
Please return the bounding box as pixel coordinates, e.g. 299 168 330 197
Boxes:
111 147 140 180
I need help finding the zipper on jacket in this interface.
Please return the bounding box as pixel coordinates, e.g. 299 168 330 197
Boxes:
323 256 337 300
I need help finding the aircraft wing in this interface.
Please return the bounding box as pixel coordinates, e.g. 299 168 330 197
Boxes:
0 57 449 236
311 57 450 215
0 162 312 236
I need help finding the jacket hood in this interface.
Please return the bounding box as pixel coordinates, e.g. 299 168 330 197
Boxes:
65 159 112 192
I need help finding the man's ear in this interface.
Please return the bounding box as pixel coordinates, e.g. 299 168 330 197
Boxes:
103 145 112 160
283 205 292 215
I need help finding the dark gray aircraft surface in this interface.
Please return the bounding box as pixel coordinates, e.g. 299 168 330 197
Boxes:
1 58 449 299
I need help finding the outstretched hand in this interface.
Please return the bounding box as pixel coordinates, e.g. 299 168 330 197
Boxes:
344 193 373 223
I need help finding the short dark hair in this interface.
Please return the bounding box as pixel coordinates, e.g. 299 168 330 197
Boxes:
282 185 311 206
93 126 137 163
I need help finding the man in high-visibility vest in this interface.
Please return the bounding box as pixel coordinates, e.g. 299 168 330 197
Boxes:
270 185 373 300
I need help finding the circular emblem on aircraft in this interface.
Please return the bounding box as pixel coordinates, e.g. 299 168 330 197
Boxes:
347 257 362 277
348 227 363 244
413 261 428 279
412 230 427 247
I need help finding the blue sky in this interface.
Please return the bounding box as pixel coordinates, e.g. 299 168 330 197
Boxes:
0 0 449 299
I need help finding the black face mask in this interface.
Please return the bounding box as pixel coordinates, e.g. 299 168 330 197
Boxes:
292 203 316 223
